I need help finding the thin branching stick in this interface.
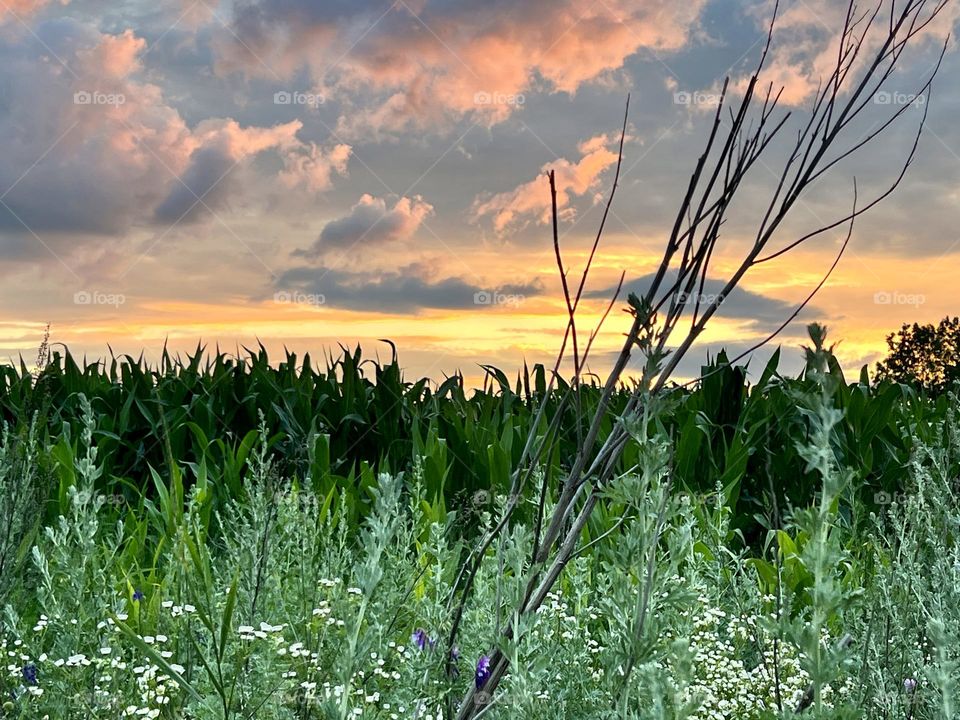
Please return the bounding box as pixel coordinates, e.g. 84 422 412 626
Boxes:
452 2 949 715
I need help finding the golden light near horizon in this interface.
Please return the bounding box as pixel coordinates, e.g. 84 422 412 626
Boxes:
0 0 958 385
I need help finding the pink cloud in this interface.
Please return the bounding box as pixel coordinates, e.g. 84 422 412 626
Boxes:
214 0 709 137
280 142 352 193
472 132 620 234
191 118 303 159
0 22 349 243
0 0 67 21
75 28 144 78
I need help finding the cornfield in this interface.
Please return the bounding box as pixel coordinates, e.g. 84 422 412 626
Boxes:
2 344 949 542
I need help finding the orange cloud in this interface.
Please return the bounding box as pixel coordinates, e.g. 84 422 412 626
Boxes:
214 0 709 136
472 133 619 234
0 0 66 21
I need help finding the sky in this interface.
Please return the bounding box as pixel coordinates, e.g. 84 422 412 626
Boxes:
0 0 958 386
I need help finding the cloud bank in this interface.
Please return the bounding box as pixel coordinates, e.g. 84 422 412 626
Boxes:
0 20 349 258
214 0 709 136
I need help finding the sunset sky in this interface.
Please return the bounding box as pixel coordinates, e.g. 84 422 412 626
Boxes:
1 0 958 386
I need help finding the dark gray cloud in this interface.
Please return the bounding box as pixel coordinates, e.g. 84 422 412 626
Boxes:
154 146 236 224
585 271 821 333
296 194 434 257
276 265 543 313
0 19 152 240
231 0 371 31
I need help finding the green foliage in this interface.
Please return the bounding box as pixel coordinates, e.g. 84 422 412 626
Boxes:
1 374 960 718
0 343 947 546
0 420 45 605
851 404 960 719
1 328 959 716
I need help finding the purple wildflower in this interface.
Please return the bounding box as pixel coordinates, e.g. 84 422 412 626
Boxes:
412 628 434 651
475 655 491 689
904 678 918 693
133 589 145 602
22 664 37 686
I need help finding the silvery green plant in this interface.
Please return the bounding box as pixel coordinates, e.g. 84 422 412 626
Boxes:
603 403 696 714
0 419 44 605
29 394 122 638
854 402 960 720
782 326 857 715
4 401 960 718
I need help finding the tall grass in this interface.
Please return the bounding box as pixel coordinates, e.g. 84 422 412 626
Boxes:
1 369 959 717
